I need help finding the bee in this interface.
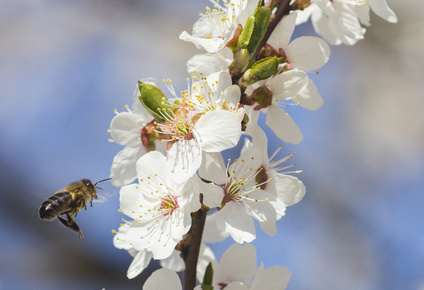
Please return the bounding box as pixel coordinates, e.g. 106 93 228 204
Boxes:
39 178 111 238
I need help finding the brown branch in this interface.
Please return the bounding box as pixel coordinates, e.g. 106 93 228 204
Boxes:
183 196 208 290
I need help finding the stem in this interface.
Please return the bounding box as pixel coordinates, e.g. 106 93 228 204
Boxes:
183 196 208 290
252 0 291 61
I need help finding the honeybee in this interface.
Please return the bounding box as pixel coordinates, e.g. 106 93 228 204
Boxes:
39 178 111 238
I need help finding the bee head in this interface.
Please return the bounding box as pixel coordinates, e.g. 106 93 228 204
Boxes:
81 179 96 198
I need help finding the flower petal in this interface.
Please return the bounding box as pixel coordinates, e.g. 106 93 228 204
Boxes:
368 0 397 23
127 250 153 279
251 263 291 290
196 176 225 209
198 151 228 184
268 13 297 50
297 79 324 111
202 211 230 243
286 36 330 71
179 31 225 53
110 112 143 146
110 146 144 187
216 201 256 243
265 105 303 144
187 53 230 75
216 243 257 284
195 110 242 152
166 139 202 182
259 219 277 236
160 250 185 273
270 70 308 101
143 268 182 290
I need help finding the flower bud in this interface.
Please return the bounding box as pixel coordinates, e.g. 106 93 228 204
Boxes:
230 48 252 77
239 56 282 87
138 81 169 122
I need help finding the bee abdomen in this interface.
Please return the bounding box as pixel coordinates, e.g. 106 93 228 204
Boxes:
39 192 72 220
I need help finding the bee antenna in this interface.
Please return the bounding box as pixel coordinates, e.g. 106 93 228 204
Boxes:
95 177 112 186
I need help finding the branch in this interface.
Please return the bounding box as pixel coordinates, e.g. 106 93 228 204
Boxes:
182 196 208 290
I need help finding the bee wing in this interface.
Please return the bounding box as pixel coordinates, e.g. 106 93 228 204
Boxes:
94 188 118 203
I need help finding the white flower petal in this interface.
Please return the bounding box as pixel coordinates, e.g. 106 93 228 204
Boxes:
368 0 397 23
222 85 241 107
251 263 291 290
244 190 277 223
143 268 182 290
259 219 277 236
127 250 153 279
216 201 256 243
187 53 230 75
202 211 230 243
119 184 146 218
225 282 250 290
160 250 185 273
179 31 225 53
195 110 241 152
265 105 303 144
268 13 297 49
196 176 224 209
269 172 306 206
215 243 257 285
198 151 228 184
110 146 144 187
110 112 143 146
270 70 309 100
297 79 324 111
166 139 202 182
286 36 330 71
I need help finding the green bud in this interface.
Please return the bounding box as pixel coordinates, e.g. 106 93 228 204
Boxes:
239 56 282 87
230 49 251 76
138 81 169 122
201 262 214 290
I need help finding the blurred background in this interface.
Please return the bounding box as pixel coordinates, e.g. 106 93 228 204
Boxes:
1 0 422 289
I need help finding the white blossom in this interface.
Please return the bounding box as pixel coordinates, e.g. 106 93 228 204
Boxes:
117 151 201 260
156 78 242 182
245 70 309 144
296 0 397 45
180 0 257 53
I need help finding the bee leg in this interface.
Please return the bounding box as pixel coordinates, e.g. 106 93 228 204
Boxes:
58 215 84 239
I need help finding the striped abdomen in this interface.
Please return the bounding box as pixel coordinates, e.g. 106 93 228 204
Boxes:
39 192 72 220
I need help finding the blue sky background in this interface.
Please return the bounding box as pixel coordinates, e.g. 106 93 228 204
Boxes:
1 1 423 289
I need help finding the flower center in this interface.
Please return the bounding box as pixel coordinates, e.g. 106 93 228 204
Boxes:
154 108 201 148
221 157 272 207
159 193 179 216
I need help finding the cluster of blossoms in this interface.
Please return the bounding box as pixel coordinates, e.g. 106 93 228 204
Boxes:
109 0 396 288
